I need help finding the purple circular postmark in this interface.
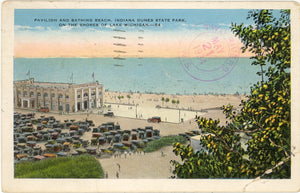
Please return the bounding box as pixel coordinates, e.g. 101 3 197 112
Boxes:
178 24 240 82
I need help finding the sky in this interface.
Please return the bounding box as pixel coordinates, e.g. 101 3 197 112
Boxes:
14 9 282 58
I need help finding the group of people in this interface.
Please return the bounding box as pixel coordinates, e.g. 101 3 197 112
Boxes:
112 150 146 159
105 163 121 179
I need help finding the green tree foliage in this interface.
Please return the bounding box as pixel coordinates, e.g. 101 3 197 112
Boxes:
172 10 291 179
161 97 165 106
127 94 131 103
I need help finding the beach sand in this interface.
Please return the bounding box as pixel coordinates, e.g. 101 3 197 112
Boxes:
15 93 245 178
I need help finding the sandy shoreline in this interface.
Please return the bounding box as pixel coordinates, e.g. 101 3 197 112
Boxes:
104 91 245 110
14 93 245 178
103 92 245 124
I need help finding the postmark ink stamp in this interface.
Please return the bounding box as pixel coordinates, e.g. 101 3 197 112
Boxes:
179 24 240 81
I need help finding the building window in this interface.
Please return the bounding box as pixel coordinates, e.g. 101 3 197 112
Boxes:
59 102 63 111
30 92 34 97
66 104 70 112
66 95 69 99
51 102 56 111
77 95 81 98
44 93 48 98
24 91 28 97
91 91 95 96
59 94 63 99
84 93 88 97
37 92 41 97
17 90 21 96
52 93 55 98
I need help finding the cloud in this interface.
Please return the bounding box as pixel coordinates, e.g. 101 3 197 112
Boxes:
15 25 45 31
218 23 232 27
60 25 77 31
179 23 207 29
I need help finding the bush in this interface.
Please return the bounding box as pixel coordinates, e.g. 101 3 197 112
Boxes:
144 135 187 153
15 154 104 178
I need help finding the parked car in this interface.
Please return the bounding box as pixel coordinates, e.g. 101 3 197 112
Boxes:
104 112 114 117
38 107 49 112
147 116 161 123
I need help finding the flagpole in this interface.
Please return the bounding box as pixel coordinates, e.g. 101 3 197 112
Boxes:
26 70 30 80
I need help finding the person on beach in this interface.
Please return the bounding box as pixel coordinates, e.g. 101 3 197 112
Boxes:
105 172 108 178
116 172 119 179
117 163 120 172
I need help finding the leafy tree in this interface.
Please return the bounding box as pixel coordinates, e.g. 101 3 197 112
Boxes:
127 94 131 104
172 9 291 179
118 95 124 103
176 100 180 108
165 98 170 103
161 97 165 106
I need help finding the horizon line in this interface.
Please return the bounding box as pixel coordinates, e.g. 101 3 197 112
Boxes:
14 56 252 59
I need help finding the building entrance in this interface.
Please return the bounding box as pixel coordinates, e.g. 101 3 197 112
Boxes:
84 101 88 109
23 100 28 108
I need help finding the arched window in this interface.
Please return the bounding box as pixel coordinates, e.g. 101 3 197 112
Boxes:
59 94 63 99
30 92 34 97
66 95 69 99
84 93 88 97
44 93 48 97
24 91 28 96
52 93 55 98
37 92 41 97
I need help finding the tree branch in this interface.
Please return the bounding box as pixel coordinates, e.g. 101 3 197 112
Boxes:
213 135 242 156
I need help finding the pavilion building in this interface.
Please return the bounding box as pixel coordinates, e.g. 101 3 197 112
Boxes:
14 78 104 112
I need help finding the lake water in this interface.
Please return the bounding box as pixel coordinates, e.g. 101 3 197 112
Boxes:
14 57 262 95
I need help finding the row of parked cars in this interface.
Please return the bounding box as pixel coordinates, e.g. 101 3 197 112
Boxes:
13 112 163 163
14 112 96 163
90 123 161 150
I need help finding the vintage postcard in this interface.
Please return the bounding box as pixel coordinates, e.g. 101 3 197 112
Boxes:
2 1 300 192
